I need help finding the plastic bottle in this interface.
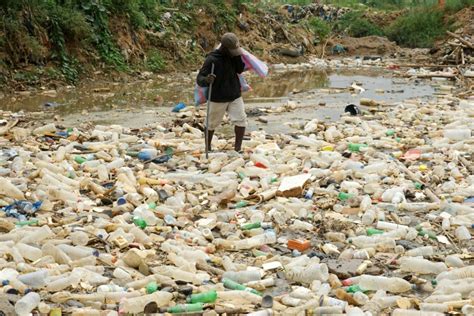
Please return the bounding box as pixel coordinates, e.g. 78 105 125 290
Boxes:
424 293 461 303
168 303 203 313
17 270 48 288
222 270 261 284
15 243 43 261
70 231 90 246
444 255 464 268
399 257 448 274
15 292 41 315
97 284 125 293
361 208 376 225
285 263 329 284
392 309 444 316
443 128 471 141
222 278 261 295
187 290 217 303
436 266 474 281
46 273 81 292
120 291 173 314
454 225 471 240
231 231 276 250
358 275 412 293
405 246 434 257
32 123 56 135
0 177 25 199
348 236 396 250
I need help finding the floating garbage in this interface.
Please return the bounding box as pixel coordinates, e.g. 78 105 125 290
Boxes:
0 65 472 315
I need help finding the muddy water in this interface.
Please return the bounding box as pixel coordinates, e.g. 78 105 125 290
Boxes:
0 68 436 134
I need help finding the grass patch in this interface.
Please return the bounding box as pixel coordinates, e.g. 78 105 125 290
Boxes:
308 17 332 40
145 49 166 72
336 11 384 37
385 8 449 48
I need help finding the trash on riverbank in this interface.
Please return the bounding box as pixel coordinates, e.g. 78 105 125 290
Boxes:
0 67 472 315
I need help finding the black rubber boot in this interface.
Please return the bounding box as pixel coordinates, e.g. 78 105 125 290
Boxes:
234 126 245 152
206 129 214 152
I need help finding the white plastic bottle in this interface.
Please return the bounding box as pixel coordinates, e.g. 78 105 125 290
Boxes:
232 231 276 250
405 246 434 257
120 291 173 314
358 275 412 293
15 292 41 315
17 270 48 288
454 225 471 241
222 270 261 284
399 257 448 274
285 263 329 284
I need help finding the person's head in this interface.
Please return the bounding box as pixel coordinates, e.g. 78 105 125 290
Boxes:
220 33 241 57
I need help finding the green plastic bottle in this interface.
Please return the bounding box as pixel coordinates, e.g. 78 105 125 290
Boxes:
366 228 384 236
417 229 437 240
16 219 39 227
386 130 395 136
147 202 157 210
74 156 87 164
238 172 246 180
145 281 159 294
348 143 367 152
165 147 174 156
338 192 354 201
414 182 424 190
187 290 217 303
167 303 204 313
133 217 147 229
222 278 262 296
346 285 364 293
241 222 261 230
235 201 248 208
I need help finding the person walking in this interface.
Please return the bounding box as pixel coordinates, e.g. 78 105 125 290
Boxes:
196 32 247 153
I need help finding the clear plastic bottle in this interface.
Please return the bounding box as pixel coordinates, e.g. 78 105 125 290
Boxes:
392 309 444 316
285 263 329 284
399 257 448 274
120 291 173 314
232 231 276 250
424 293 461 303
0 177 25 199
46 273 81 292
15 243 43 261
436 265 474 281
348 236 396 251
405 246 434 257
15 292 41 315
70 231 90 246
454 225 471 241
361 208 376 225
444 255 464 268
17 270 48 288
358 275 412 293
222 270 261 284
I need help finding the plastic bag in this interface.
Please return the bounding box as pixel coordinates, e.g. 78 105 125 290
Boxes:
194 74 251 105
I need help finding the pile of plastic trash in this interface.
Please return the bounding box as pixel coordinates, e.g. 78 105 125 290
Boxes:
0 90 472 315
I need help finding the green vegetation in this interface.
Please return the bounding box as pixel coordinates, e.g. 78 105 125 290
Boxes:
386 8 449 48
308 18 332 40
335 11 384 37
145 49 166 72
0 0 240 85
0 0 472 87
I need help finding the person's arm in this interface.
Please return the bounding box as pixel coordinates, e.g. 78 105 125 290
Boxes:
196 56 213 87
232 55 245 74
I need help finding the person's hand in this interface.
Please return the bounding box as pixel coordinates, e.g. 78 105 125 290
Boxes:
205 74 216 84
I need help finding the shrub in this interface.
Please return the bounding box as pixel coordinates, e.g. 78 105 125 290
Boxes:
308 17 332 40
146 49 166 72
336 11 384 37
386 8 447 48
